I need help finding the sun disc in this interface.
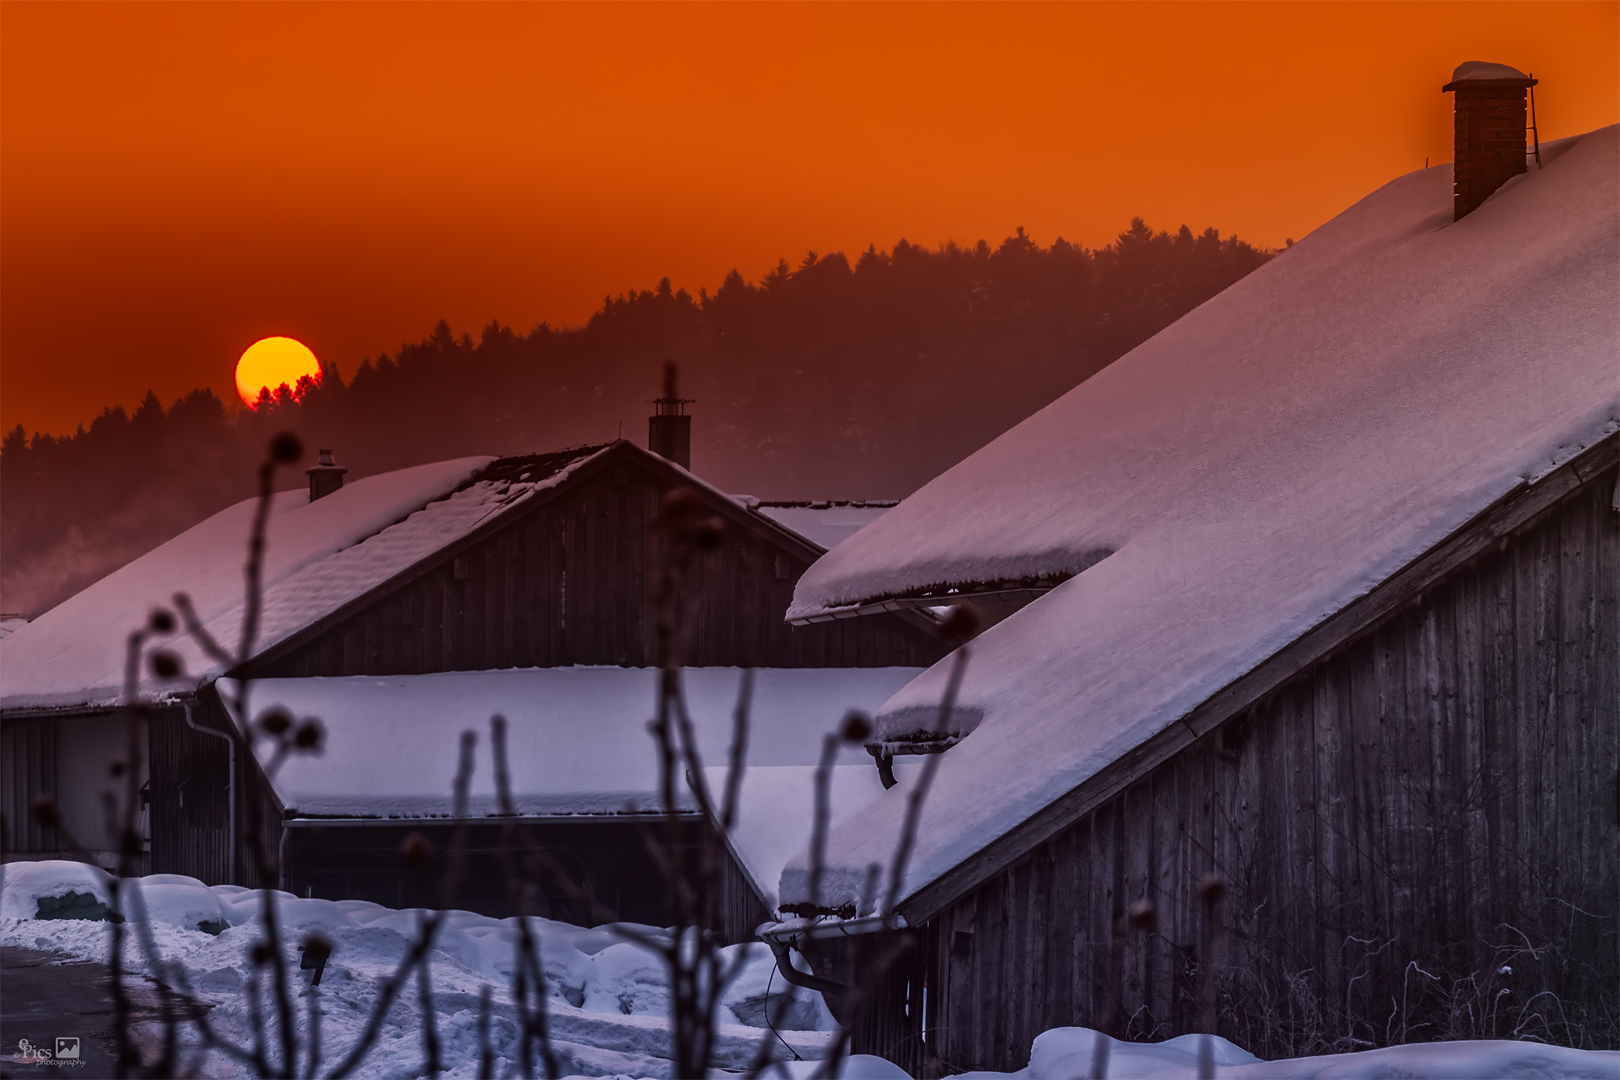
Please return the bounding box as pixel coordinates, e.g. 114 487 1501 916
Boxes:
236 336 321 408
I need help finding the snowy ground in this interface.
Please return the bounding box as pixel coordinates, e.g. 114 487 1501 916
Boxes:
0 861 834 1078
2 861 1614 1079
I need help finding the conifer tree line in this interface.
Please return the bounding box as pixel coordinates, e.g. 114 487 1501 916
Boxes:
2 220 1270 616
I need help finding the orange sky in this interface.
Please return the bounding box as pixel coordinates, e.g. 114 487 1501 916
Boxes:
3 1 1616 437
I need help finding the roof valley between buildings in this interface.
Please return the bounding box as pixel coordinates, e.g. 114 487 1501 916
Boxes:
779 124 1620 917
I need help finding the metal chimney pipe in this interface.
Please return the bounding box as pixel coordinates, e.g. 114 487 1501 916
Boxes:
648 361 693 470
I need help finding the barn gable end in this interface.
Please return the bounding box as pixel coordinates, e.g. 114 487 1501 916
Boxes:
859 443 1618 1072
249 441 942 677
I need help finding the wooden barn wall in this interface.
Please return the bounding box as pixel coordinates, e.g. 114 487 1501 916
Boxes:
148 700 232 885
258 461 943 678
0 716 59 855
720 843 774 946
924 470 1618 1072
148 691 283 887
277 815 770 944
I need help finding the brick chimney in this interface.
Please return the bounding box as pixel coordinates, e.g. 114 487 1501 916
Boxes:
648 362 693 470
1443 61 1536 220
306 448 347 501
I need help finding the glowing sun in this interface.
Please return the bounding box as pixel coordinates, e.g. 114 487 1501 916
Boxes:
236 336 321 408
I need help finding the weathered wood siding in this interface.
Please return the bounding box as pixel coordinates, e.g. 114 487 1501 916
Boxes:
278 817 770 943
146 690 283 887
922 466 1618 1070
256 450 942 677
1 716 59 855
147 700 233 885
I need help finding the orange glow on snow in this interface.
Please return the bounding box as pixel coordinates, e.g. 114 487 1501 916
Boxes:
235 337 320 408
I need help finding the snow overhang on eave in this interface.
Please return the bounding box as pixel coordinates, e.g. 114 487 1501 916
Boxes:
756 913 907 945
280 810 705 827
0 685 205 720
786 580 1070 626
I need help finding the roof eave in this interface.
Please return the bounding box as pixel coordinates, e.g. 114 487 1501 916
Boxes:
894 431 1619 925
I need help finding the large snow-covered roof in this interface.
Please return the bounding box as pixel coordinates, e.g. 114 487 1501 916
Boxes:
0 448 612 711
224 667 922 819
703 761 924 913
782 126 1620 913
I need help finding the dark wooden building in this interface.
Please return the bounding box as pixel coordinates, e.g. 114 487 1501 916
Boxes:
2 434 942 940
762 113 1618 1070
807 435 1617 1072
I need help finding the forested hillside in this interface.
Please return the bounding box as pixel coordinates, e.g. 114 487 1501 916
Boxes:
2 220 1269 615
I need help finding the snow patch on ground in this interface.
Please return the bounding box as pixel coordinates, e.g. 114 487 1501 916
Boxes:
956 1026 1619 1079
4 863 1611 1078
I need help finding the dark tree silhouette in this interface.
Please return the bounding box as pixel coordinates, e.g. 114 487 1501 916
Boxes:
1 222 1270 615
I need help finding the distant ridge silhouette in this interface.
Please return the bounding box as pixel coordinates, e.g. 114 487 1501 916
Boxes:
2 221 1269 615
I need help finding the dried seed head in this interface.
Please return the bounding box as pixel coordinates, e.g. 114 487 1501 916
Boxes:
1198 874 1227 906
109 758 128 779
149 650 183 680
838 710 875 743
256 707 293 737
148 609 176 634
31 796 60 828
695 517 724 551
292 719 325 752
400 832 433 872
302 932 333 962
937 602 982 645
1129 899 1158 934
249 941 274 966
269 432 304 464
661 486 702 524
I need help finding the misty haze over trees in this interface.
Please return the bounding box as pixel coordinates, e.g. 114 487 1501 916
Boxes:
2 220 1269 616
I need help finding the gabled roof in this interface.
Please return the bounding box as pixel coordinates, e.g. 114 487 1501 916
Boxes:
0 449 607 711
780 126 1620 916
223 667 922 820
0 436 891 713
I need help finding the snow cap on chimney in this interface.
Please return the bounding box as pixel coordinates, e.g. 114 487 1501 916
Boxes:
1443 61 1536 221
306 448 347 502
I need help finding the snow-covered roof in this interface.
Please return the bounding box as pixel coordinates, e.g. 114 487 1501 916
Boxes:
752 502 896 550
782 126 1620 914
223 667 922 819
1444 60 1534 87
703 762 928 914
0 448 611 711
